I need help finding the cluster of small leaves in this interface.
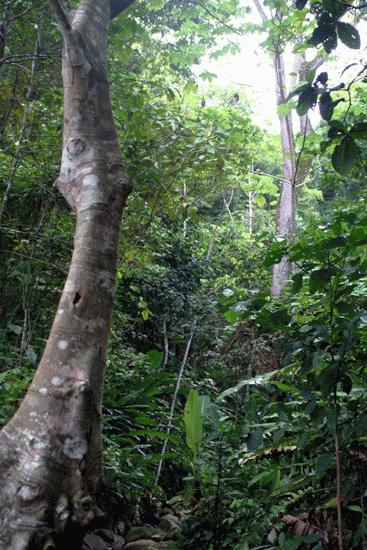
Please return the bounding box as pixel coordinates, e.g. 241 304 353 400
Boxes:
296 0 360 53
291 71 345 121
289 68 367 175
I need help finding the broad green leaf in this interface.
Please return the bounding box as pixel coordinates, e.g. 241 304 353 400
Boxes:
224 310 240 324
324 31 338 53
287 81 312 101
309 15 337 51
297 86 318 116
184 389 203 457
348 505 363 513
322 0 348 17
8 324 22 335
144 350 163 369
270 380 299 394
247 428 264 452
319 92 333 121
332 136 360 176
337 22 361 50
350 122 367 140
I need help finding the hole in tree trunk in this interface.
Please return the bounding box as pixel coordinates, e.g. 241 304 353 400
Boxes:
73 291 81 306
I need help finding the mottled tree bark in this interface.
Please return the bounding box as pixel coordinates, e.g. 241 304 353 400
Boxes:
0 1 132 548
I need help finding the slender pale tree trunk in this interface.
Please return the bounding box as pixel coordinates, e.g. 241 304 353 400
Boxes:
248 189 254 236
254 0 324 297
271 49 297 298
0 3 11 61
0 1 133 548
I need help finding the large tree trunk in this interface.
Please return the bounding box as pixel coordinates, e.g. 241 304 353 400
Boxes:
0 1 132 548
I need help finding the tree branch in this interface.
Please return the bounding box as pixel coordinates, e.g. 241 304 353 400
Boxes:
307 53 326 74
49 0 71 36
110 0 135 19
253 0 267 22
195 1 245 36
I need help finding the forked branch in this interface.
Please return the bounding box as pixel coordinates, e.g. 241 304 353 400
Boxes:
49 0 71 36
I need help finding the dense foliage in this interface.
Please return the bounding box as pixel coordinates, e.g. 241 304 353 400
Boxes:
1 0 367 548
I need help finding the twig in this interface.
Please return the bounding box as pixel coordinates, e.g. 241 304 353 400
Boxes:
335 424 344 550
49 0 71 35
162 319 169 369
195 1 245 36
155 319 197 484
3 250 67 273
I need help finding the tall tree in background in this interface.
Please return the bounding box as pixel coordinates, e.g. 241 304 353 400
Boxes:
0 1 133 547
253 0 323 297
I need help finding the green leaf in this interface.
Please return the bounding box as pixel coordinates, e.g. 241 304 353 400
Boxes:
303 534 321 544
309 15 336 49
287 81 312 101
8 323 22 335
350 122 367 140
309 267 338 291
224 310 240 324
337 22 361 49
348 505 363 513
332 136 360 176
324 236 346 248
247 428 264 452
295 0 307 9
319 364 338 396
144 350 163 369
296 86 318 116
184 389 203 457
319 92 333 121
149 0 166 9
264 240 288 267
329 119 347 131
271 466 281 493
299 324 313 333
292 272 303 292
270 380 299 394
355 414 367 436
324 31 338 53
328 119 347 139
322 0 348 17
320 139 334 152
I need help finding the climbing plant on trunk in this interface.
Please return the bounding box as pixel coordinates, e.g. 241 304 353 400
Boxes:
0 1 133 548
